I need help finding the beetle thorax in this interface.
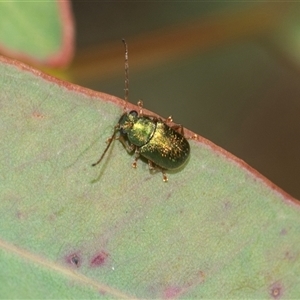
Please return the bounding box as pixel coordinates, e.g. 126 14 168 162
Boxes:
129 117 156 146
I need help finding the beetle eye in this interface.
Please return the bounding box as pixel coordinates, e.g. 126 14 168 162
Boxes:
129 110 138 117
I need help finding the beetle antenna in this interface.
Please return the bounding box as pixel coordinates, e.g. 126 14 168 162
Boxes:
91 129 118 167
122 39 129 109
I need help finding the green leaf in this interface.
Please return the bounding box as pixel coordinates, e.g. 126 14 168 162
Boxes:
1 56 300 299
0 2 74 67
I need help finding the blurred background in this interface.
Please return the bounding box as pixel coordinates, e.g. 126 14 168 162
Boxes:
69 2 300 199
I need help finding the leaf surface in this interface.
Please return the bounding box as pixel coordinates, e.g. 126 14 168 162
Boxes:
0 56 300 299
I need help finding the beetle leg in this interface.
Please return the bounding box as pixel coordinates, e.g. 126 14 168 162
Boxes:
162 116 185 136
105 137 113 144
171 124 198 140
162 171 168 182
132 148 140 168
170 122 197 140
148 160 155 170
117 135 135 153
148 161 168 182
137 100 144 116
165 115 173 124
171 124 184 136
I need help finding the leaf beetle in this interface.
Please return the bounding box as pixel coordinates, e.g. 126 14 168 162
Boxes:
92 40 190 182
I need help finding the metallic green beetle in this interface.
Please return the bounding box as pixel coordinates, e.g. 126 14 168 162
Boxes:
92 40 190 182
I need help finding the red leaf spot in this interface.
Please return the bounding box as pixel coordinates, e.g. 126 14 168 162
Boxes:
284 250 295 261
65 252 81 268
16 210 27 220
164 286 181 299
90 251 109 267
223 200 232 210
269 281 283 299
280 228 287 235
32 111 45 119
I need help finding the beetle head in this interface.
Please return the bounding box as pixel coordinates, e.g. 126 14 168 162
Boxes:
118 110 138 135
